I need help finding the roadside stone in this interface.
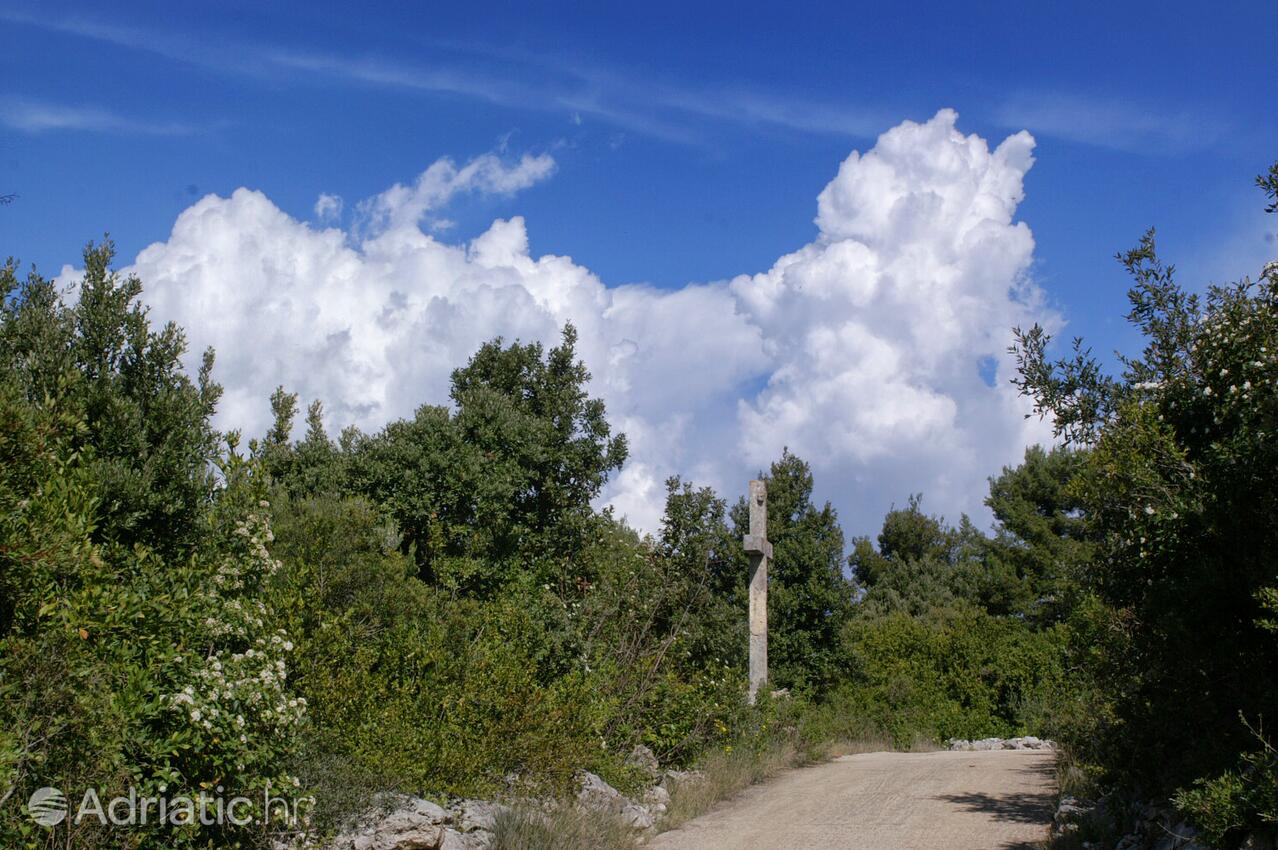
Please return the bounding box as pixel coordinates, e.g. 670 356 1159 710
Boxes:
948 736 1055 751
578 771 628 815
661 768 706 791
622 802 656 829
627 744 661 780
1242 830 1278 850
451 799 501 833
439 828 489 850
325 794 452 850
644 784 671 815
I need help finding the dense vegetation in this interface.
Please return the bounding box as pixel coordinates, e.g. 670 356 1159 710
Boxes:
1 163 1274 849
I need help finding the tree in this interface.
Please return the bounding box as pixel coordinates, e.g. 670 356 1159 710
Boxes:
334 324 627 595
978 445 1094 622
0 241 221 558
449 323 627 567
1011 164 1278 808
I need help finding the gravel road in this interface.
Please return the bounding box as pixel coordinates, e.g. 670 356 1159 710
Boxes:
649 749 1056 850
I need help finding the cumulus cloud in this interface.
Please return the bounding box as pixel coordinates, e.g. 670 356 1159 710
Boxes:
355 152 556 235
110 111 1056 535
313 193 343 224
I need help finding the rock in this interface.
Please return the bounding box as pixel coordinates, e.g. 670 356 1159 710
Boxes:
578 771 628 816
439 829 488 850
451 800 501 834
948 736 1055 752
643 784 671 815
577 769 665 831
622 802 655 830
326 794 452 850
627 744 661 780
661 769 705 791
1242 831 1278 850
1053 794 1089 836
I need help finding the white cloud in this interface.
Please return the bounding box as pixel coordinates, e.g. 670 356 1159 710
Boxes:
116 111 1056 535
5 9 884 144
0 96 195 135
313 193 343 224
996 92 1225 155
355 152 555 235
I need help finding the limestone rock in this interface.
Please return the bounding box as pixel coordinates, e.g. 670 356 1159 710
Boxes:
643 784 671 816
947 736 1055 751
627 744 661 780
439 828 489 850
576 769 663 832
622 802 656 830
326 794 452 850
577 771 628 816
451 800 502 834
660 768 706 791
1242 830 1278 850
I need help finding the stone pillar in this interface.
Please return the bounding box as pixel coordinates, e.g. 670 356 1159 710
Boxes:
743 479 772 704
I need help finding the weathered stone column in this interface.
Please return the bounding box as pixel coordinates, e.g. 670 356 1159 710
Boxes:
743 479 772 704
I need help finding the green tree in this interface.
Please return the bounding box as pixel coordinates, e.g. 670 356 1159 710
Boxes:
344 324 626 595
0 242 221 559
0 288 301 843
976 445 1094 622
1012 165 1278 812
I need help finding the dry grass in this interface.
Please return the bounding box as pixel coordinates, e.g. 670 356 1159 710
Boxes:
489 804 638 850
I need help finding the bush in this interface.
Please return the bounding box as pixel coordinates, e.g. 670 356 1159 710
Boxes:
839 606 1067 746
0 415 305 849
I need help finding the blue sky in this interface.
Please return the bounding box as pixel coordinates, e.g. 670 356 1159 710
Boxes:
2 0 1276 533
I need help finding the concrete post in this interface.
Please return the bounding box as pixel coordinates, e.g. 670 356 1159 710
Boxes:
743 479 772 704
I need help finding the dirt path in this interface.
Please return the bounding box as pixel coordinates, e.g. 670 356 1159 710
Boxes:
649 749 1056 850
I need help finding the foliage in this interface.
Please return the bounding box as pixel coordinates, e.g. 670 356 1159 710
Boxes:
838 607 1067 747
1 242 221 560
1175 720 1278 848
1012 165 1278 831
0 386 303 848
263 325 627 599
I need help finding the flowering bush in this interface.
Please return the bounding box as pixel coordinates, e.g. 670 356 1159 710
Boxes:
0 413 306 849
1012 165 1278 841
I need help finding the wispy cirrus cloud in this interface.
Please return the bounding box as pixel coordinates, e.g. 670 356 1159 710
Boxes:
0 96 197 135
995 92 1228 155
1 6 884 145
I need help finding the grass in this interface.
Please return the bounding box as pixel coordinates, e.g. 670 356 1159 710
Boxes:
489 805 639 850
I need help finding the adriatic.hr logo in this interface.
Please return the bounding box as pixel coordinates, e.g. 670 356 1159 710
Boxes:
26 787 68 826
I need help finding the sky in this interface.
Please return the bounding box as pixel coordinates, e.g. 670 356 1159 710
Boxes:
2 0 1276 537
